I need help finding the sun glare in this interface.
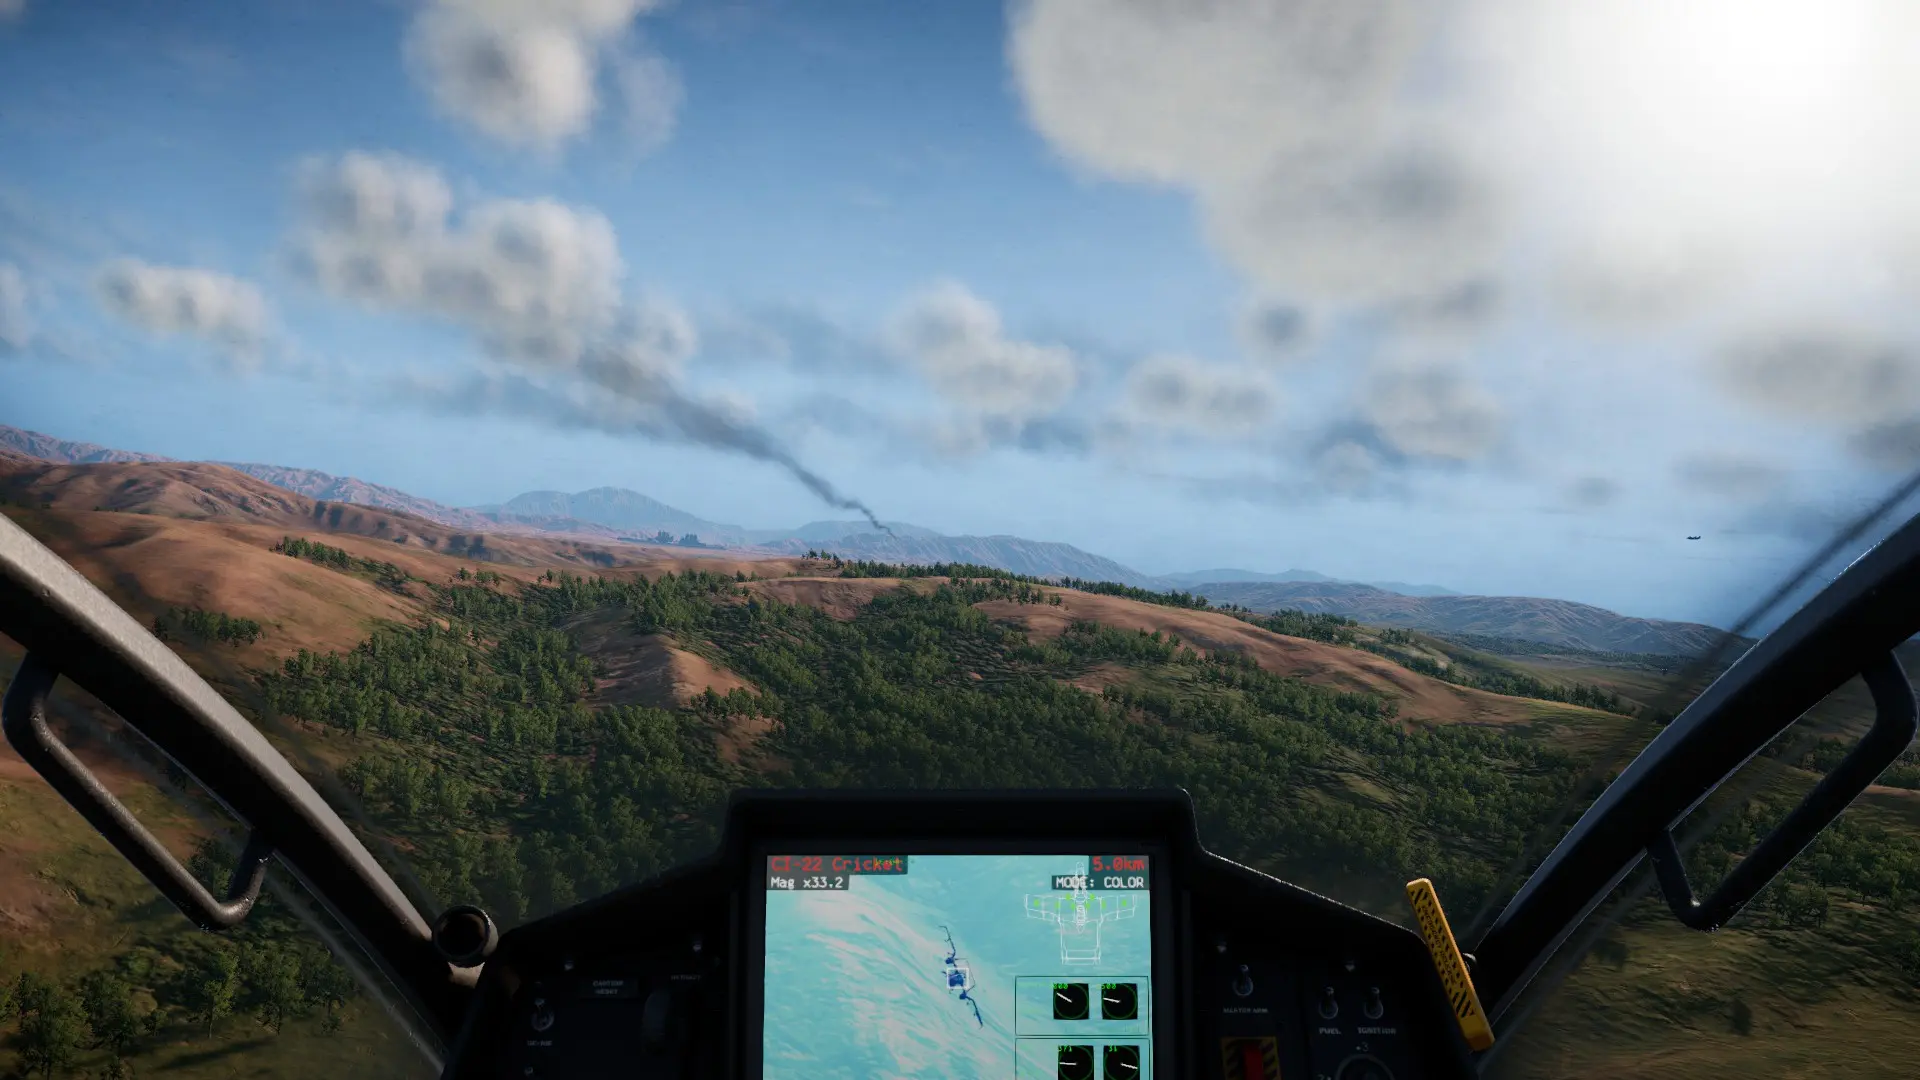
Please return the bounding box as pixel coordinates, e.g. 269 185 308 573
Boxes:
1487 0 1913 258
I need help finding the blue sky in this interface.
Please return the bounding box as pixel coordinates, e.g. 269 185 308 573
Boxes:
5 0 1920 625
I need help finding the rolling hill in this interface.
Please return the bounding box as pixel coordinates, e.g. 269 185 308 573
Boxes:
1193 580 1741 658
473 487 738 538
0 457 777 576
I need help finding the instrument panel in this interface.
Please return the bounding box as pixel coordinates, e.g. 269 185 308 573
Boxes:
444 790 1475 1080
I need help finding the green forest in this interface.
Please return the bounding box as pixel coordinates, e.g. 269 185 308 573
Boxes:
246 566 1920 951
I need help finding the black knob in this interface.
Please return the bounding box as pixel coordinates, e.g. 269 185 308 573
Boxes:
530 1004 554 1033
641 987 680 1052
430 905 498 968
1336 1054 1393 1080
1231 965 1254 998
1318 986 1339 1019
1363 985 1383 1020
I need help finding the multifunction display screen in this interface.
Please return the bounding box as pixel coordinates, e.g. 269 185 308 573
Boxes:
763 854 1155 1079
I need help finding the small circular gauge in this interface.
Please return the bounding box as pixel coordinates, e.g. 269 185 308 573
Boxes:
1053 983 1090 1021
1057 1044 1095 1080
1100 982 1139 1020
1103 1044 1142 1080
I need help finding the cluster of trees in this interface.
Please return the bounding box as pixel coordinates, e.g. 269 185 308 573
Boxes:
1055 579 1211 610
272 536 409 590
1790 737 1920 791
1239 609 1361 646
5 969 149 1080
830 560 1044 583
454 567 504 585
151 606 262 647
641 530 714 548
1 839 362 1077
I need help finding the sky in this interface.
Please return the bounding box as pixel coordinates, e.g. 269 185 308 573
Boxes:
5 0 1920 625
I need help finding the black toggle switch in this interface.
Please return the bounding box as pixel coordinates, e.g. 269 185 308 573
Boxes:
641 987 678 1053
1232 965 1254 998
1363 986 1384 1020
530 1001 555 1032
1318 985 1339 1020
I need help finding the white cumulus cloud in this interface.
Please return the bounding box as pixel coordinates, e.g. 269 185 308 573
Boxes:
95 259 269 347
1009 0 1920 480
895 282 1078 420
288 151 625 366
405 0 680 152
1011 0 1488 310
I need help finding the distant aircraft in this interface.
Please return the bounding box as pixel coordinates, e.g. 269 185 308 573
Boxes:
1687 535 1702 541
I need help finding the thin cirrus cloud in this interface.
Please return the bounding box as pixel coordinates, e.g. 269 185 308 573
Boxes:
1118 354 1279 439
1358 357 1503 463
1672 453 1790 501
404 0 682 153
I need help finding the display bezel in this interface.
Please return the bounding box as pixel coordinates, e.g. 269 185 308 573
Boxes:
744 837 1174 1080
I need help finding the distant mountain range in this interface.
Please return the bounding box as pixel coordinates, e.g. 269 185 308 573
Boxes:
1191 581 1739 657
0 423 1735 654
754 531 1150 583
1155 567 1457 597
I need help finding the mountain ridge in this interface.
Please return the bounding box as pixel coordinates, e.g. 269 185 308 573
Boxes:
0 423 1731 654
1192 580 1740 657
1155 567 1458 596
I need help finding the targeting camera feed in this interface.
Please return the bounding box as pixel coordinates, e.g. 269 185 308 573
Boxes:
763 854 1153 1079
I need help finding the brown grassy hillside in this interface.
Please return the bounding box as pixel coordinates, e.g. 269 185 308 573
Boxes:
1 452 1582 730
746 575 1589 725
0 458 744 570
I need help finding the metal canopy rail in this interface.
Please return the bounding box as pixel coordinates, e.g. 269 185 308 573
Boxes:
0 513 472 1049
1472 509 1920 1025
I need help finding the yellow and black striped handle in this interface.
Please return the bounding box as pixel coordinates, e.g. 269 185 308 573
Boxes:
1406 877 1495 1051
